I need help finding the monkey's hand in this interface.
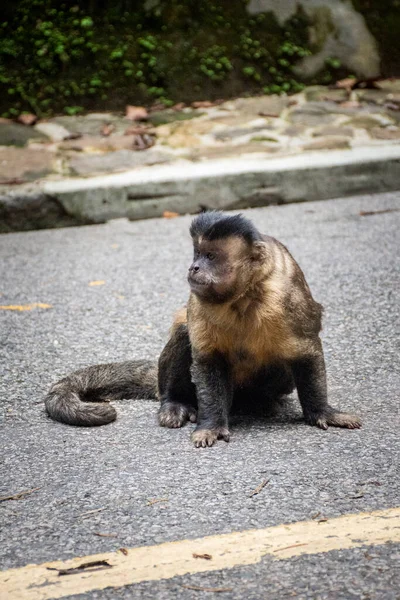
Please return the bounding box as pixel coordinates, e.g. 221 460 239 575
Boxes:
191 427 230 448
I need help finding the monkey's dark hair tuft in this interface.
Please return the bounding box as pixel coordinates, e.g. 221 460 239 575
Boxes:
190 212 262 244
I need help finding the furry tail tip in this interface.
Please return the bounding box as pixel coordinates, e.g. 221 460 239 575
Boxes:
45 387 116 427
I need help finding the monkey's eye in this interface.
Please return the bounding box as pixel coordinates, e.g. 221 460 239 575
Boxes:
206 252 216 261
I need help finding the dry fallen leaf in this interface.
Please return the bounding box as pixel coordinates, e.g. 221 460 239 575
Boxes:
17 113 37 126
147 498 169 506
181 584 233 593
339 100 361 109
88 280 106 287
249 479 269 498
0 303 52 311
193 553 212 560
335 78 357 91
172 102 186 110
191 100 214 108
163 211 179 219
273 543 308 553
0 487 42 503
118 548 128 556
47 560 111 576
126 105 149 121
101 123 115 137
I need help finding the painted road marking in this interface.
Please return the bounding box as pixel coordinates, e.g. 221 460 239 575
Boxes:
1 507 399 600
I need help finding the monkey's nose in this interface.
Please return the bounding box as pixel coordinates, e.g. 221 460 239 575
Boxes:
190 265 200 273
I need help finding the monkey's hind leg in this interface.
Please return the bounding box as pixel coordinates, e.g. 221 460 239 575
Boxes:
157 324 197 429
291 349 362 430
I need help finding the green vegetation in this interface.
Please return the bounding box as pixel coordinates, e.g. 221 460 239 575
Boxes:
0 1 372 118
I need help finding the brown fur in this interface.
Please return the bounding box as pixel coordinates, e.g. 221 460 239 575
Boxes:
187 235 322 385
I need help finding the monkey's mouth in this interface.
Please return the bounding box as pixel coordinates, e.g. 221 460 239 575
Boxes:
188 275 210 289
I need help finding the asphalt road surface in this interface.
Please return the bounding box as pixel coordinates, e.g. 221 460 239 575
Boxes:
1 192 399 599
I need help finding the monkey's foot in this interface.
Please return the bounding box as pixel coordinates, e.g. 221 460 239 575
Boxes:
191 427 230 448
158 402 197 429
306 408 362 430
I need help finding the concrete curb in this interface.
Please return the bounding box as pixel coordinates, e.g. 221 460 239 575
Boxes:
1 145 400 232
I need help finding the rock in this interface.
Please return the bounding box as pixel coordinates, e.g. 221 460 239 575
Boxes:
69 149 172 176
370 127 400 140
0 122 47 147
377 80 400 94
225 95 290 117
302 136 351 151
286 104 338 126
49 115 130 136
188 144 279 161
247 1 380 79
60 135 140 152
149 110 202 127
304 86 347 103
343 115 393 130
357 89 392 105
0 148 55 181
213 124 274 142
282 125 307 137
35 122 72 142
312 126 354 138
156 119 219 148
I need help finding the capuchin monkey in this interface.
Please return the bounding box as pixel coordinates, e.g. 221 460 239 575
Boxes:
45 212 361 447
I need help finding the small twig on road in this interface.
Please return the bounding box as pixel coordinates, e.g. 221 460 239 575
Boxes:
249 479 269 498
93 532 119 538
181 584 233 593
359 208 399 217
78 507 106 519
356 481 382 487
47 560 112 576
193 553 212 560
147 498 168 506
311 512 321 520
0 487 42 503
273 543 308 553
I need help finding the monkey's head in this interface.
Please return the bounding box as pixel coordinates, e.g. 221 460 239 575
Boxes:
188 212 266 304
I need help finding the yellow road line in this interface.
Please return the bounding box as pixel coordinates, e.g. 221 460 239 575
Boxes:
0 303 52 311
1 507 399 600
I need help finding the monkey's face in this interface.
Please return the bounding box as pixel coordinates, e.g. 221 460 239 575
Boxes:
188 236 250 303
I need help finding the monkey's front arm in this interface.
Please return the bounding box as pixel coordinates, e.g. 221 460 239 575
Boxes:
190 353 233 447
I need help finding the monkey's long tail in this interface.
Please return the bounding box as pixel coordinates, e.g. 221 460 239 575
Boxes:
45 360 158 426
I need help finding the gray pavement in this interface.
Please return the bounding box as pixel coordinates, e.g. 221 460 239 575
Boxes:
1 192 400 598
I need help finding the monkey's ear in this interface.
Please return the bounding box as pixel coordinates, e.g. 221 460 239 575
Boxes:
251 241 268 262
